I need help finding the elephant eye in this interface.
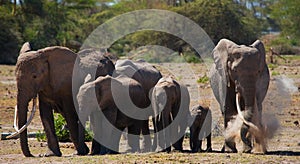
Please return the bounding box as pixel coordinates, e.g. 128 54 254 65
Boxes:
32 75 37 79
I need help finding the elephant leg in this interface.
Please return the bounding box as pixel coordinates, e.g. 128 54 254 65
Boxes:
173 136 184 151
223 105 238 153
90 111 103 155
152 117 157 152
190 125 201 153
127 124 141 153
251 109 266 154
241 124 252 153
163 113 172 152
171 119 184 151
63 104 89 155
106 126 122 154
199 140 203 152
39 100 62 157
140 120 151 153
206 133 212 152
155 113 171 152
78 118 90 155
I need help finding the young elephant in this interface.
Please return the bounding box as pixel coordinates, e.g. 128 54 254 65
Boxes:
77 75 151 154
151 77 190 152
189 105 212 153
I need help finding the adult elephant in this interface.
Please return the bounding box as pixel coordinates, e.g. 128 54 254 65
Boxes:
114 59 162 152
209 39 270 154
77 75 150 154
151 77 190 152
7 43 114 157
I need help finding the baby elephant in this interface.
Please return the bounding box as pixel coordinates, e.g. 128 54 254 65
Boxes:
189 105 212 153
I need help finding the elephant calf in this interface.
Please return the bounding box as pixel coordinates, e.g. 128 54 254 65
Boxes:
77 75 151 154
152 77 190 152
189 105 212 153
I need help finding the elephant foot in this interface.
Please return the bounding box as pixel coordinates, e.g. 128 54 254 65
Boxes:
155 147 171 153
251 144 266 154
221 144 237 153
140 148 151 153
76 144 90 155
23 152 34 157
125 148 140 153
40 149 62 157
170 149 183 153
242 145 252 153
107 150 119 155
206 147 212 152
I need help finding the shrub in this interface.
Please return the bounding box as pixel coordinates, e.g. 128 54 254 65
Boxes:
36 113 93 142
197 74 209 84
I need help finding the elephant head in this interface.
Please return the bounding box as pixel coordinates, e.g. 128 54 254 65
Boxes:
212 39 270 153
77 49 115 79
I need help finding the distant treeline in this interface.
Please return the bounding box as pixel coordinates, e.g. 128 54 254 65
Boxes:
0 0 299 64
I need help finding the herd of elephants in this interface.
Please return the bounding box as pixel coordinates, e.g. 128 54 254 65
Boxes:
6 38 271 157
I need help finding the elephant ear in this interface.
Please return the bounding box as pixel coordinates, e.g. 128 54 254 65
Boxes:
212 39 236 87
251 40 266 62
20 42 31 54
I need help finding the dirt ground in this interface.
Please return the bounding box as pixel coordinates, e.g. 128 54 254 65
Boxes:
0 55 300 163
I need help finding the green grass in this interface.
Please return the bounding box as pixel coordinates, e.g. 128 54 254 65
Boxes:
271 71 280 76
268 63 278 70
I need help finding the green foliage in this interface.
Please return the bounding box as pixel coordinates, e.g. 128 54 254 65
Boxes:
1 0 299 64
183 52 201 63
36 113 93 142
270 0 300 44
174 0 259 45
197 74 209 84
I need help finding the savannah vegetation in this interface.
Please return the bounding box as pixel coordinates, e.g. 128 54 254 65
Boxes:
1 0 300 64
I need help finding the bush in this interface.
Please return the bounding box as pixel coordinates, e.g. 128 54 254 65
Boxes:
197 74 209 84
36 113 93 142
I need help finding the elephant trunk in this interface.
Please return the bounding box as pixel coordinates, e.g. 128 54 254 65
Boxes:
17 92 35 157
236 93 260 138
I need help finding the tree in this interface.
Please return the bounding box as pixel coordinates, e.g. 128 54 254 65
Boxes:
271 0 300 44
175 0 261 45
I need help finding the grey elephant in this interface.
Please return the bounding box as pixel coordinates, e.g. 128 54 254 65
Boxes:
114 59 163 152
189 105 212 153
7 43 114 157
209 39 270 154
151 77 190 152
77 75 150 154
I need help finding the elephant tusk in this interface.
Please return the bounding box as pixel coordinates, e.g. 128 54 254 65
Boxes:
6 98 37 139
235 93 260 133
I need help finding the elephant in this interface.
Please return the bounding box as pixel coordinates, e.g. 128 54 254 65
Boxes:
112 59 163 152
77 75 151 154
188 105 212 153
7 43 115 157
151 77 190 152
209 39 270 154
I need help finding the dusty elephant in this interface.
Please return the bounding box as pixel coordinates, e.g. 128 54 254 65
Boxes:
77 75 151 154
209 39 270 154
8 43 114 157
188 105 212 153
151 77 190 152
